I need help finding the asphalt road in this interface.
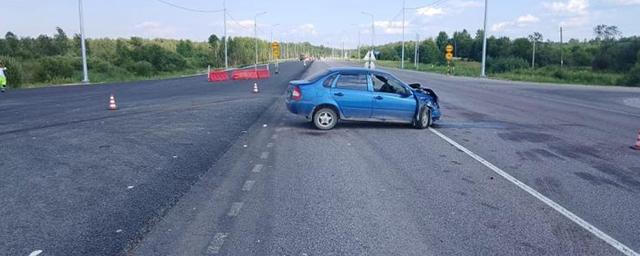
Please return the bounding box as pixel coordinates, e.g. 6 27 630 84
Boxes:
2 59 640 255
0 61 310 256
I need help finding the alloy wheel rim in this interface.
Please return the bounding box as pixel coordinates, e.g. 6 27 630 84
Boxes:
318 111 333 127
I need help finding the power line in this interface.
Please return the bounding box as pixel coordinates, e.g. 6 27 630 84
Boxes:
155 0 224 13
226 11 253 30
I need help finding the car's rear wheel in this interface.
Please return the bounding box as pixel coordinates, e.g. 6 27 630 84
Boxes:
313 107 337 130
414 107 431 129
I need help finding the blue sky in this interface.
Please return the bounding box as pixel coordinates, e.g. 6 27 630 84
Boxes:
1 0 639 48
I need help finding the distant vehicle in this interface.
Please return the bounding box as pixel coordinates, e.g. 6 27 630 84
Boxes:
299 54 306 61
285 67 441 130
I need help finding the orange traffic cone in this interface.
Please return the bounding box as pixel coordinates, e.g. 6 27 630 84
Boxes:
253 83 259 93
632 130 640 150
108 94 117 110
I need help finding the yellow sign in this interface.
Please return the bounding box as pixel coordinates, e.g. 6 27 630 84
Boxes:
445 52 453 61
271 42 281 58
445 44 453 53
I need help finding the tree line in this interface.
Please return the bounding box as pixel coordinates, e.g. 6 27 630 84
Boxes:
0 27 332 87
362 24 640 86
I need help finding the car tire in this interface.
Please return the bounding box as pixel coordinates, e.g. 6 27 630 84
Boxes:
313 107 338 130
414 107 431 129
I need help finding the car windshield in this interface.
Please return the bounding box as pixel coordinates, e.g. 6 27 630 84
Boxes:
3 1 639 256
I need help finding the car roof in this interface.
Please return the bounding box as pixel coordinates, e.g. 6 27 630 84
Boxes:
327 67 390 74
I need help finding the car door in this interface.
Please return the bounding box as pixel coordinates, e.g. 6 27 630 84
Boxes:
370 72 417 122
331 72 373 119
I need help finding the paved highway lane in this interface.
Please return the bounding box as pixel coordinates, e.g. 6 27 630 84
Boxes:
0 61 310 256
133 61 638 255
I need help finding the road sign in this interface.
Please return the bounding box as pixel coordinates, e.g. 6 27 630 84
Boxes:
445 52 453 61
445 44 453 53
271 42 280 59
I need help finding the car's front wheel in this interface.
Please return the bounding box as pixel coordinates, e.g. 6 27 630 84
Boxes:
313 107 337 130
414 107 432 129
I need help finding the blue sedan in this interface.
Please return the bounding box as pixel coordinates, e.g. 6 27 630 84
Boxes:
285 67 441 130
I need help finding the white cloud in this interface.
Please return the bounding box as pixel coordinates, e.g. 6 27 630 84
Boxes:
299 23 318 36
133 21 177 38
543 0 589 15
416 7 445 16
449 0 483 8
491 14 539 32
517 14 540 23
374 21 408 35
543 0 590 27
605 0 640 5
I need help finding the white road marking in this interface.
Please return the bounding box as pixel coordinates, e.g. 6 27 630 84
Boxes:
227 202 243 217
260 151 270 159
116 229 123 233
242 180 255 191
29 250 43 256
251 164 263 173
127 186 134 190
429 128 640 256
266 142 274 148
205 232 228 255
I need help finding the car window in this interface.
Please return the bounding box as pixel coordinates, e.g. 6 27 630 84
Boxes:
322 74 337 88
335 73 368 91
372 73 408 95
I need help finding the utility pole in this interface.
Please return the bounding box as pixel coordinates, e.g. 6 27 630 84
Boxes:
223 0 228 69
415 33 419 70
560 26 564 69
401 0 405 69
78 0 89 83
532 39 536 68
357 29 361 60
362 12 375 69
342 41 345 59
480 0 488 77
254 11 266 73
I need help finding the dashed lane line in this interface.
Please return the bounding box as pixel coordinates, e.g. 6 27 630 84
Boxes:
204 233 228 255
429 127 639 256
251 164 263 173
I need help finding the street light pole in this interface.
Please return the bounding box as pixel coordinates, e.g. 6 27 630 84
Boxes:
480 0 488 77
254 11 266 73
362 12 375 69
223 0 228 69
78 0 89 83
401 0 405 69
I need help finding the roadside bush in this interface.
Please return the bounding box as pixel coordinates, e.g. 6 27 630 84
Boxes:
34 56 74 82
131 61 154 76
0 55 24 87
488 57 529 73
620 64 640 86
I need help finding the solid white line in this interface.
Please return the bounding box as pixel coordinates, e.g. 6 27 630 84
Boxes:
428 128 639 256
242 180 255 191
251 164 263 173
205 232 228 255
227 202 243 217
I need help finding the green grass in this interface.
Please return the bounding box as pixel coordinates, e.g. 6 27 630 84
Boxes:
18 68 206 89
370 59 627 86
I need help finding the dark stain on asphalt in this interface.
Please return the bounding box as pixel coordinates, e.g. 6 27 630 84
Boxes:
480 202 500 211
300 131 327 136
517 149 565 162
451 160 462 165
461 177 476 184
591 163 640 189
534 176 563 194
574 172 623 188
548 143 604 161
498 131 557 143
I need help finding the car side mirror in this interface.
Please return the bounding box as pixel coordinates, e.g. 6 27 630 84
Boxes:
408 83 421 89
